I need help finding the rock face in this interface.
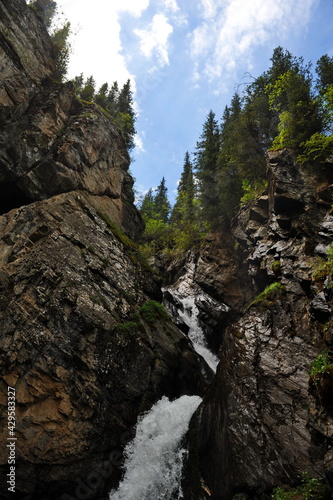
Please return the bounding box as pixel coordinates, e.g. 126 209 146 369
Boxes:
0 2 211 499
186 150 333 499
0 0 140 240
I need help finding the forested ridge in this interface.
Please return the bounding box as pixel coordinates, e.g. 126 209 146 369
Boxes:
139 47 333 255
28 1 333 257
28 0 137 153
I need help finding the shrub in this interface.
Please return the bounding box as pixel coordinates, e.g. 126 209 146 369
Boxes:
115 321 139 337
309 351 332 382
312 244 333 286
272 472 327 499
139 300 170 323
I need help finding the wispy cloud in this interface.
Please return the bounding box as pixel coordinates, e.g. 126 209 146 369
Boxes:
189 0 318 84
134 133 146 153
163 0 180 13
134 14 173 66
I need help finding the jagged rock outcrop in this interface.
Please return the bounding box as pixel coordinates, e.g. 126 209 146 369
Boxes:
186 149 333 499
0 192 211 499
0 2 212 499
0 0 140 239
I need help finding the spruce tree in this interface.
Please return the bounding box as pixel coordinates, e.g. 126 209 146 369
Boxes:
140 188 155 222
115 80 136 151
171 152 195 224
80 76 96 102
153 177 171 223
194 110 221 225
94 83 109 109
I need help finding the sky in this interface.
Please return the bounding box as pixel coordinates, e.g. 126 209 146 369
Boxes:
55 0 333 204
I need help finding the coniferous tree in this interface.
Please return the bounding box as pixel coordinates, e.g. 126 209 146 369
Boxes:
94 82 109 109
153 177 171 223
194 110 221 225
80 76 96 101
51 21 71 81
72 73 84 94
115 80 136 151
316 55 333 95
107 82 120 114
140 188 155 222
171 152 195 224
30 0 57 28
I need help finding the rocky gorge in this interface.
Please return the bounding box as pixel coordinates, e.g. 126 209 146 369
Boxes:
0 1 333 499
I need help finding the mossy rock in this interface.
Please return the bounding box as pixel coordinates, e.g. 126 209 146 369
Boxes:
226 324 244 339
248 282 285 311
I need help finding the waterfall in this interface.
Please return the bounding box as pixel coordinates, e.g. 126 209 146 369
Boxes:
110 258 219 499
109 395 202 500
163 261 220 372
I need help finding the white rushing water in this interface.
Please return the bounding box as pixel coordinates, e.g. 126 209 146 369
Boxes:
163 261 220 372
109 395 202 500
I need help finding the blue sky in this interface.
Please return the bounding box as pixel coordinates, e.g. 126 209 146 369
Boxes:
56 0 333 204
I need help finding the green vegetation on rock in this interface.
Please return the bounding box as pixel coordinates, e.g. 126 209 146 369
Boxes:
272 472 327 500
308 351 332 382
139 300 170 323
248 282 285 310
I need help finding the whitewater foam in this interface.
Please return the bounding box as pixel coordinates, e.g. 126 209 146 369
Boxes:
109 395 202 500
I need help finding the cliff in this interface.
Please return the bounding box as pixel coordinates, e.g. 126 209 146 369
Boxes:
183 149 333 499
0 2 211 498
1 2 333 500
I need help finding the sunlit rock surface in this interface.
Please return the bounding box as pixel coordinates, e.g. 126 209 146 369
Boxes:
186 150 333 499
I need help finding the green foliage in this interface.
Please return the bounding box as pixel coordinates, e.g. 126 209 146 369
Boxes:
73 76 136 151
29 0 72 80
98 212 137 251
171 152 196 224
312 244 333 285
240 179 268 204
139 300 170 323
316 54 333 95
115 321 140 337
256 282 284 299
272 472 327 500
271 260 281 275
115 301 169 341
144 46 332 260
249 282 284 309
194 110 221 226
29 0 57 28
309 351 332 381
267 70 322 151
298 132 333 165
154 177 171 223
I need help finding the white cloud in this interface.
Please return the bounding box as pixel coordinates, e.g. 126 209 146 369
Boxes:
134 133 146 153
164 0 180 13
189 0 317 84
117 0 150 17
57 0 150 87
199 0 218 19
134 14 173 66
